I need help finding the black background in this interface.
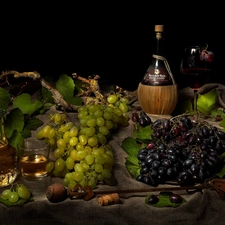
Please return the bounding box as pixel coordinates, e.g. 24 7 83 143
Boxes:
0 2 222 91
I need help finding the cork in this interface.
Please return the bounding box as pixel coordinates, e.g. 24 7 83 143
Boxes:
155 25 164 32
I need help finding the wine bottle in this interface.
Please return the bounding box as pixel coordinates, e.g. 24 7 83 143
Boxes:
141 25 175 86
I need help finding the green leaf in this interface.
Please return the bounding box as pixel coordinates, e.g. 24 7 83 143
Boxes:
0 196 34 207
22 117 43 138
0 87 11 111
197 89 217 115
4 108 24 139
125 161 141 178
121 137 141 156
8 130 24 155
145 192 186 208
56 74 75 100
66 96 83 106
133 124 153 142
12 93 43 116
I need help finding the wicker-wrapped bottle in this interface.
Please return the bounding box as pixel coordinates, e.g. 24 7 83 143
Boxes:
138 25 178 115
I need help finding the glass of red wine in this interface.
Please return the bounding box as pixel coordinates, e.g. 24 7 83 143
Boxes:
180 45 214 112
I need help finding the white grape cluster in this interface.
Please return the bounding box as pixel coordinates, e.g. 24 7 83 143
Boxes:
36 93 130 189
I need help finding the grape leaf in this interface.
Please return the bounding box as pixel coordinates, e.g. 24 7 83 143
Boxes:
0 87 11 111
12 93 43 116
4 108 24 139
121 137 142 156
56 74 75 100
0 196 34 207
197 89 217 115
22 117 43 138
8 129 24 154
133 124 153 142
145 192 186 208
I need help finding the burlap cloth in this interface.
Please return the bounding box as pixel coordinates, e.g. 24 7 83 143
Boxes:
1 83 225 225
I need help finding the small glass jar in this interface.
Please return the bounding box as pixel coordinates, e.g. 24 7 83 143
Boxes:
0 116 18 187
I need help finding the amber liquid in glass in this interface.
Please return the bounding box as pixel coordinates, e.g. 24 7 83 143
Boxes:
20 154 48 180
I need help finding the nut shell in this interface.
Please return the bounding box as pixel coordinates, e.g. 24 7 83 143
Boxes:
46 183 68 203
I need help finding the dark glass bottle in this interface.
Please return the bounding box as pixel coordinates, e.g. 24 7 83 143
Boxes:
141 25 175 86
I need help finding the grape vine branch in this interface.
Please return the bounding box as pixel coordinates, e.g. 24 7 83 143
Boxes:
0 70 138 112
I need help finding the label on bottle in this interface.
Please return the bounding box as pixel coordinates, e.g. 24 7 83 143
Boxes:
142 65 173 86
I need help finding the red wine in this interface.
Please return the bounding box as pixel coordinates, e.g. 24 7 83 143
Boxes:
181 68 211 90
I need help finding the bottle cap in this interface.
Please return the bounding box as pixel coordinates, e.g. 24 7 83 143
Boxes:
155 25 164 32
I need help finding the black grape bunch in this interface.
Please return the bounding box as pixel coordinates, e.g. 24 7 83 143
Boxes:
135 115 225 187
131 111 152 127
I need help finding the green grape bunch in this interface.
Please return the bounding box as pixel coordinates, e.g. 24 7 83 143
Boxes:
36 93 130 190
0 183 32 206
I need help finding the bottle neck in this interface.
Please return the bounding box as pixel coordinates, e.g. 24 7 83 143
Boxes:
155 31 165 57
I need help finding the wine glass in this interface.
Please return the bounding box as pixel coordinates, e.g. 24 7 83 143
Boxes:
180 45 214 112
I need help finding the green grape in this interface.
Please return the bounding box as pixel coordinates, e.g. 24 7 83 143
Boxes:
95 155 106 165
8 191 19 203
102 169 112 179
119 102 129 113
107 94 118 104
42 125 52 138
88 177 97 189
97 132 107 145
69 137 78 147
46 161 55 172
53 112 63 124
53 147 65 159
96 117 105 127
1 189 11 200
79 134 88 145
88 136 98 147
113 107 123 116
69 149 78 160
57 138 67 149
105 120 114 130
69 126 79 137
92 147 104 158
48 138 55 146
105 105 114 113
94 109 104 118
73 171 84 182
94 163 103 173
62 178 69 187
103 111 113 120
74 164 85 173
75 143 84 151
66 156 75 170
36 129 44 139
85 127 96 137
102 153 115 165
79 118 88 127
76 149 88 160
85 154 95 165
78 110 89 119
88 104 101 114
65 172 74 182
87 118 97 127
17 185 31 200
120 96 129 105
79 178 88 187
63 131 71 143
67 181 77 189
99 126 109 136
55 158 65 172
97 173 104 181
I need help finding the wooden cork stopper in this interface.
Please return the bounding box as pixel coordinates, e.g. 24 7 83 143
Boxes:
155 25 164 32
98 193 120 206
